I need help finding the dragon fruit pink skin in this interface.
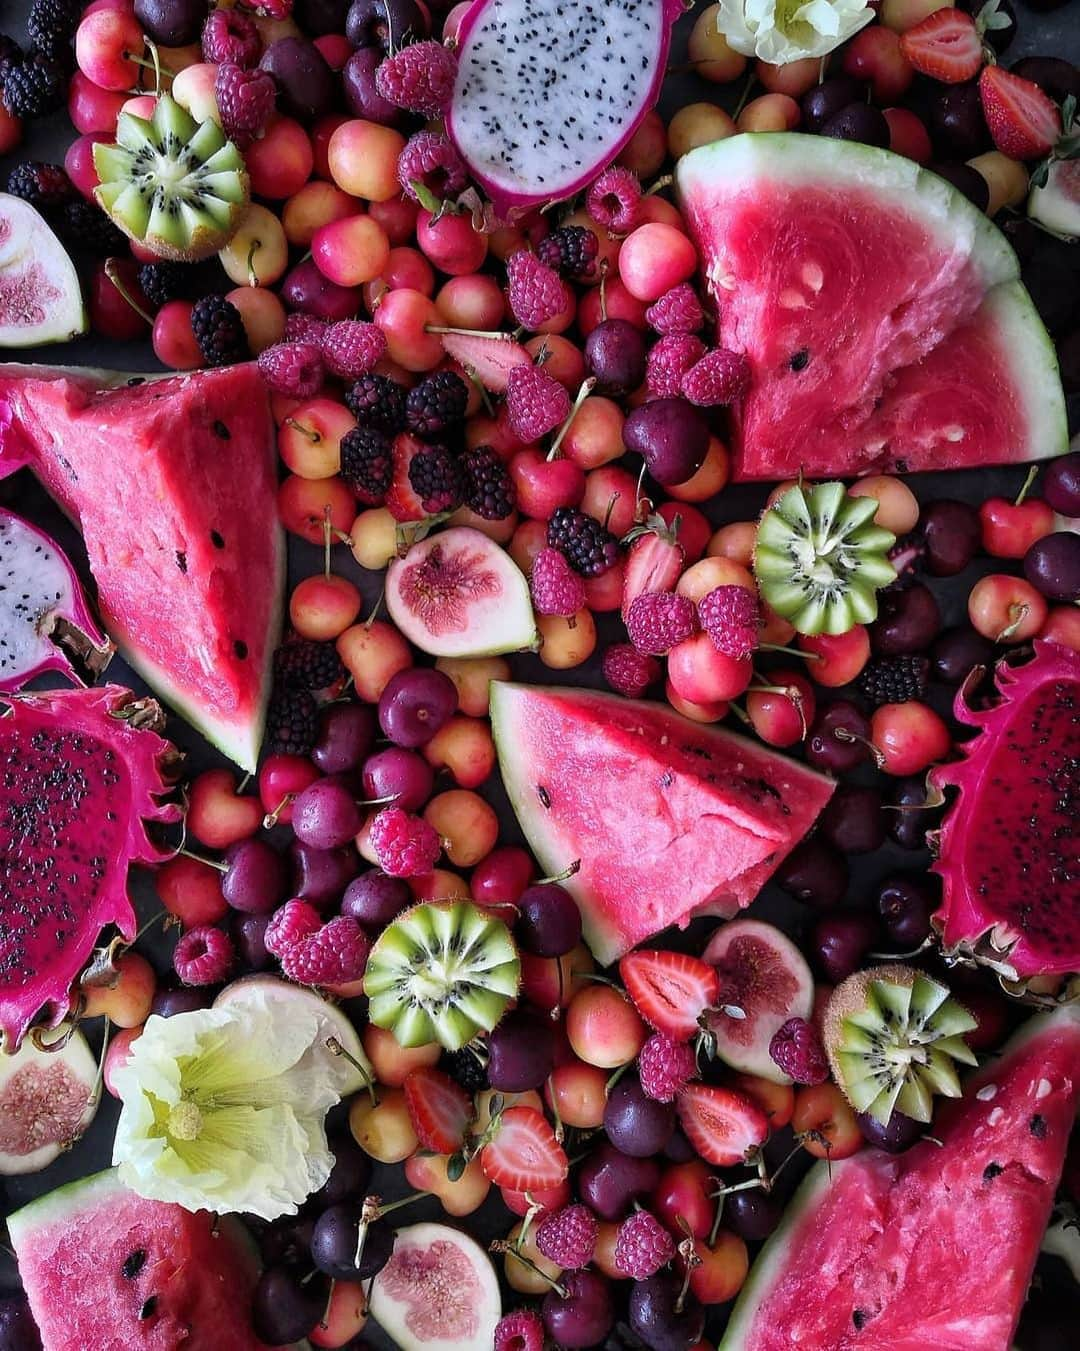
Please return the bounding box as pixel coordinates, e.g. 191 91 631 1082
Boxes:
446 0 684 218
930 640 1079 982
0 685 180 1052
0 508 114 694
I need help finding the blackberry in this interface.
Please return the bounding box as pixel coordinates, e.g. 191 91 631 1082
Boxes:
6 160 74 210
536 225 600 279
440 1047 489 1094
461 445 515 521
27 0 80 61
137 261 193 309
405 370 469 439
345 373 408 435
59 199 127 256
408 444 465 514
340 426 393 505
191 294 250 367
0 54 66 119
265 684 319 757
857 655 930 708
0 36 22 73
273 639 345 692
548 506 620 578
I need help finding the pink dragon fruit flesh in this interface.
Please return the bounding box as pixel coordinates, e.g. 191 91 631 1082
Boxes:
0 685 180 1051
930 640 1079 982
446 0 684 218
0 508 113 693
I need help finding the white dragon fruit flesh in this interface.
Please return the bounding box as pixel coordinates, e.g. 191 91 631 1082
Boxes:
446 0 684 217
0 508 113 693
0 685 180 1051
930 640 1079 983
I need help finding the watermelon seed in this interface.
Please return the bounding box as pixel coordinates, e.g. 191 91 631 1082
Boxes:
234 641 248 661
210 531 225 549
212 421 231 440
983 1162 1003 1180
789 350 810 372
175 551 187 573
1030 1114 1047 1138
121 1249 146 1279
139 1296 158 1320
853 1309 868 1329
536 785 551 808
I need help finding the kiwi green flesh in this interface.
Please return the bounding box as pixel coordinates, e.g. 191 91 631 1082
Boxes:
755 482 897 636
364 901 520 1051
827 969 978 1126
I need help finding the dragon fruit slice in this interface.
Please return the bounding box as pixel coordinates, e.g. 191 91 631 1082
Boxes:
0 508 113 693
446 0 683 217
930 640 1079 982
0 685 180 1051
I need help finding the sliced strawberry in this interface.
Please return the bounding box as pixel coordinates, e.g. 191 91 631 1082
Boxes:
621 518 685 620
403 1067 473 1154
620 950 720 1041
500 1178 572 1217
385 431 428 522
676 1084 769 1167
899 10 983 85
979 65 1062 161
439 330 532 393
480 1105 568 1191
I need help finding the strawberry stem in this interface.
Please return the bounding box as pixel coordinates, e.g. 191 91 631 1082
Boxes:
548 378 596 460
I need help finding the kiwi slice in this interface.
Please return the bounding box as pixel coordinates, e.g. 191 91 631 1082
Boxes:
823 964 978 1126
754 482 897 636
363 901 520 1051
92 94 249 263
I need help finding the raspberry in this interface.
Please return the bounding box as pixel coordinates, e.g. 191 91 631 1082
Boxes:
586 166 642 234
258 342 325 399
321 320 386 381
494 1310 544 1351
1 55 66 119
285 312 328 345
265 899 322 958
530 547 585 618
548 507 620 578
191 294 250 367
535 225 600 280
613 1210 675 1279
408 443 465 514
345 374 408 435
137 261 193 309
698 585 760 660
27 0 80 62
461 445 516 521
506 250 570 330
264 684 319 756
374 40 457 117
273 639 344 692
646 334 707 399
60 200 127 256
770 1017 829 1085
857 655 930 708
505 363 571 443
638 1032 697 1103
6 160 74 209
682 348 751 407
368 807 441 877
340 426 394 505
405 370 469 438
602 643 660 698
173 925 235 986
397 130 467 204
202 8 261 67
535 1204 598 1269
215 63 277 149
238 0 293 17
626 591 697 656
646 284 706 336
281 915 371 986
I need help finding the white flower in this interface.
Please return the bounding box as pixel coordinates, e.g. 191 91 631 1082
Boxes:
112 990 350 1221
717 0 874 64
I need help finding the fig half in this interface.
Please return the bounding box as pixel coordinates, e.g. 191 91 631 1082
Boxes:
0 1024 99 1174
0 194 85 347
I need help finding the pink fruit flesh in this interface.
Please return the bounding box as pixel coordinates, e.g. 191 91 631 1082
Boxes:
929 640 1080 979
0 1061 90 1159
0 685 179 1051
438 330 531 392
377 1238 484 1342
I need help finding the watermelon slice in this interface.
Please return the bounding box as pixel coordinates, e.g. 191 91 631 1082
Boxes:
675 134 1068 480
8 1168 292 1350
720 1003 1080 1350
490 684 835 966
0 363 283 770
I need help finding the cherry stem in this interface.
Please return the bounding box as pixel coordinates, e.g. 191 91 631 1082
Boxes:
536 858 582 885
732 68 756 120
424 325 507 339
834 726 886 770
996 603 1030 643
598 262 609 322
284 417 320 444
546 1074 565 1144
325 1036 377 1105
488 1242 566 1298
674 1240 699 1314
548 378 596 460
245 238 261 288
262 794 295 829
760 642 820 661
178 846 227 874
1013 463 1038 507
104 259 153 326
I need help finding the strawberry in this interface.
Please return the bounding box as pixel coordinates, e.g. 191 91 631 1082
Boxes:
979 65 1062 161
480 1105 569 1191
403 1067 473 1154
899 10 983 85
676 1083 770 1167
620 950 720 1041
438 330 531 393
621 516 685 620
385 432 429 522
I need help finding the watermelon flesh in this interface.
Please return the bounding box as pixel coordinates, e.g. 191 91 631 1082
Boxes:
675 135 1067 480
490 684 835 966
721 1003 1080 1350
0 363 283 770
8 1168 286 1350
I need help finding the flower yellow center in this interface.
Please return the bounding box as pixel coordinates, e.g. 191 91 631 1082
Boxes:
167 1100 204 1142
